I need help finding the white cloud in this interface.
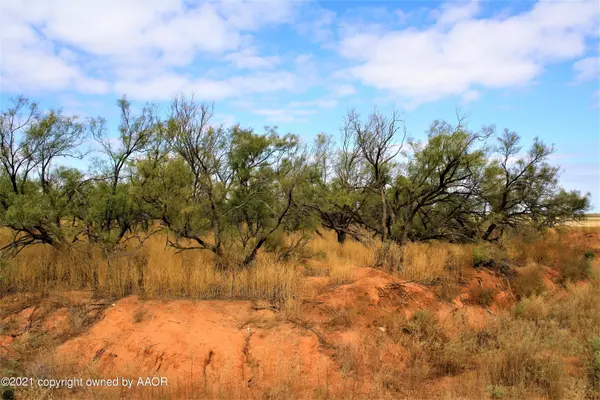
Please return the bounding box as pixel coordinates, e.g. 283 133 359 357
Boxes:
288 99 338 109
395 10 409 25
434 1 481 26
252 97 339 123
295 6 336 44
218 0 298 31
572 56 600 84
4 0 598 110
3 0 287 63
338 0 600 107
114 75 231 101
333 84 357 97
0 0 298 99
223 48 281 70
294 54 313 66
461 89 480 104
113 71 297 101
214 113 237 127
0 16 109 94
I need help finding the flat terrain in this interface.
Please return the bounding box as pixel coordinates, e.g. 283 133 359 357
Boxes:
567 215 600 227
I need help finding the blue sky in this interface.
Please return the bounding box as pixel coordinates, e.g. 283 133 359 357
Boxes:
1 0 599 210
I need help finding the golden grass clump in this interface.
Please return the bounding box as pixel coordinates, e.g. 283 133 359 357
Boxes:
399 242 472 283
511 263 547 299
308 230 375 268
0 234 306 304
307 230 370 285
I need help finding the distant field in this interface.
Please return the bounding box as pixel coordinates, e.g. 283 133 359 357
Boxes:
571 214 600 227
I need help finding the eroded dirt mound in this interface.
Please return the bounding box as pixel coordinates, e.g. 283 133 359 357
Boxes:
2 267 514 399
56 296 345 398
303 267 508 332
0 292 106 360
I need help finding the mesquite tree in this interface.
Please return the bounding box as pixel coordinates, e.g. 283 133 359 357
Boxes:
0 96 87 254
143 95 311 266
480 130 589 240
0 95 591 262
345 108 406 242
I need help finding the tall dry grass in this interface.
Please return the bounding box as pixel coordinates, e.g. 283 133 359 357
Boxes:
505 227 595 284
2 225 600 399
3 225 595 302
307 230 373 284
0 235 305 304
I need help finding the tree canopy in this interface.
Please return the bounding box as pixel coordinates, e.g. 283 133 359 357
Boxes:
0 95 590 265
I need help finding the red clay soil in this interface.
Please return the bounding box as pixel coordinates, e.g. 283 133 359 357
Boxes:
52 268 508 397
4 234 600 398
54 297 348 398
1 267 513 399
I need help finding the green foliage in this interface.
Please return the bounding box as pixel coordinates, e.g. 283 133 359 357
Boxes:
0 95 592 266
473 246 491 267
473 244 507 270
389 120 490 242
481 131 590 240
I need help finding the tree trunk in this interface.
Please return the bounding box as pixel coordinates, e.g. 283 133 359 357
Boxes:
380 187 388 242
336 230 347 244
242 244 261 267
483 223 496 241
10 173 18 194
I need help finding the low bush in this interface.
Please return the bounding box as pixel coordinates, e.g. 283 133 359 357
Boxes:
514 296 549 323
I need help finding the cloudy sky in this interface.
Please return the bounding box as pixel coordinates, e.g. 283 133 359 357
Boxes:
1 0 599 209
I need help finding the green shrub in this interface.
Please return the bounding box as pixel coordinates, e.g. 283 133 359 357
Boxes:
473 244 509 273
473 245 492 268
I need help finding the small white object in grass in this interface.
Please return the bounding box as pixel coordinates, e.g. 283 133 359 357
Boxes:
377 326 386 333
247 327 251 335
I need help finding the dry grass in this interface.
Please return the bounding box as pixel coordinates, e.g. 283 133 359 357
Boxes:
2 225 600 399
568 215 600 228
307 231 369 285
0 235 306 305
309 231 374 265
506 228 595 284
400 242 472 281
511 263 547 299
